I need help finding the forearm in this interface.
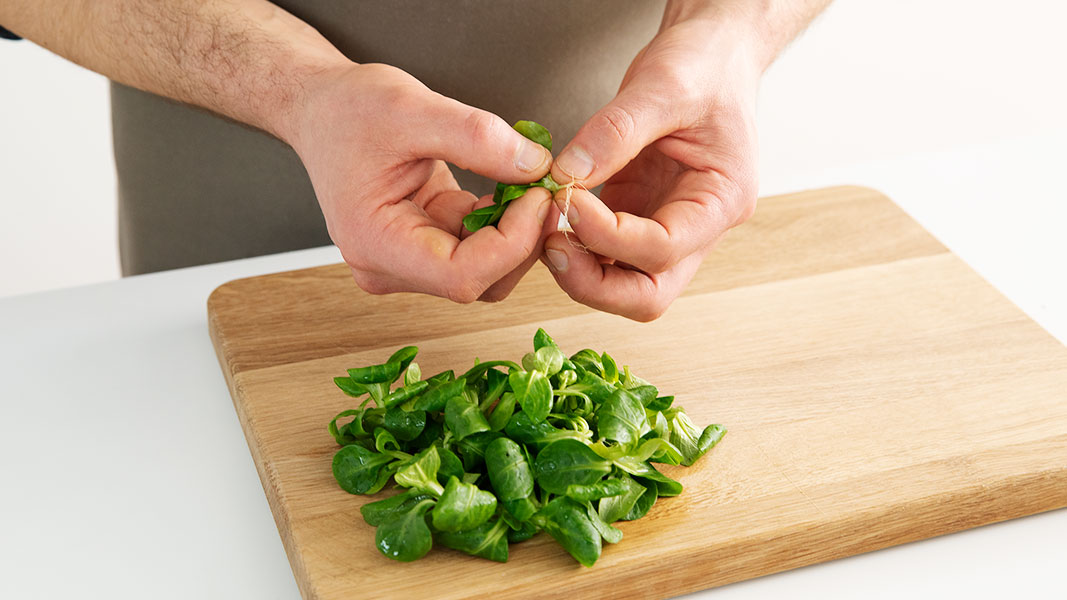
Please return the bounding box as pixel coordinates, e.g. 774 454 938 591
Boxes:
662 0 832 71
0 0 349 143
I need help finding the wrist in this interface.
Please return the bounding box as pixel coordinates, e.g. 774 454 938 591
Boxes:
660 1 781 73
269 55 355 152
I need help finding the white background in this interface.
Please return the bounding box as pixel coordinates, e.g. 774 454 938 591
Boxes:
2 0 1065 297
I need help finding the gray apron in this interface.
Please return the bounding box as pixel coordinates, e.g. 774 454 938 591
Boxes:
111 1 664 275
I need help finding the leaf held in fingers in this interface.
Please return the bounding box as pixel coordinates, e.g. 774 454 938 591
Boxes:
462 205 498 233
513 120 553 151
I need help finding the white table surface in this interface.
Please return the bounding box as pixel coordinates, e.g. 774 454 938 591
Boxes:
2 132 1065 599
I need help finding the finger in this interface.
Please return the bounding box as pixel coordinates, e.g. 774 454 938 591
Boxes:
478 202 560 302
409 93 552 184
553 170 741 274
458 194 495 241
541 231 704 322
415 162 478 237
551 86 678 188
360 187 552 303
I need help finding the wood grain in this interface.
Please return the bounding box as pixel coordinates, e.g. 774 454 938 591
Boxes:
208 186 1067 599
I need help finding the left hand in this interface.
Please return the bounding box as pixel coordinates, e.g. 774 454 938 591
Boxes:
542 16 765 321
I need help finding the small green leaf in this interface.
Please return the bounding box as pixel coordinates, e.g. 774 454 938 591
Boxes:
668 409 726 466
328 409 363 445
436 445 465 485
373 427 402 453
435 515 510 563
375 499 435 562
646 395 675 412
432 476 497 532
488 391 517 432
403 362 422 387
386 346 419 375
509 370 553 422
538 497 601 567
634 463 684 497
382 380 429 410
485 437 537 522
393 446 444 496
621 479 657 521
333 376 368 398
522 346 565 377
598 475 648 523
445 395 491 441
412 377 467 412
491 181 507 204
383 407 426 442
565 478 629 502
361 489 435 526
596 389 651 448
533 328 558 351
500 184 529 204
513 120 553 151
504 410 590 450
584 500 623 544
332 444 396 495
600 352 618 384
347 362 401 385
627 384 659 407
483 368 509 407
454 431 502 472
462 205 498 233
534 439 612 495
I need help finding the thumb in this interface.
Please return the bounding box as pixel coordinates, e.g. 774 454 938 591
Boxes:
551 89 676 187
409 93 552 184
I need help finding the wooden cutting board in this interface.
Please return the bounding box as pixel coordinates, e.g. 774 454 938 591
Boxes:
208 186 1067 600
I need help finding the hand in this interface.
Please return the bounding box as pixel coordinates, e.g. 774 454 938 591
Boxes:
543 17 764 321
289 62 555 303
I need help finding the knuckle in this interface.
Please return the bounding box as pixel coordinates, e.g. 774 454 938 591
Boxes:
631 302 668 322
445 278 483 305
350 270 390 296
658 64 702 108
465 110 503 149
595 104 637 145
644 247 678 275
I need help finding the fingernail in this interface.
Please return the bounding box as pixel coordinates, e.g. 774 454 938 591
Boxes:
556 145 595 180
516 141 550 173
562 200 579 226
545 248 569 273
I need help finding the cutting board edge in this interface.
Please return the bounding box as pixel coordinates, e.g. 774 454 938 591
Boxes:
208 316 320 600
651 467 1067 598
282 465 1067 600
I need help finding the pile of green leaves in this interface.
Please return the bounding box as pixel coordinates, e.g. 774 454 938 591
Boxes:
328 329 725 566
462 120 563 233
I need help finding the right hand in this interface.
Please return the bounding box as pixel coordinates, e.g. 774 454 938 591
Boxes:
286 63 554 303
